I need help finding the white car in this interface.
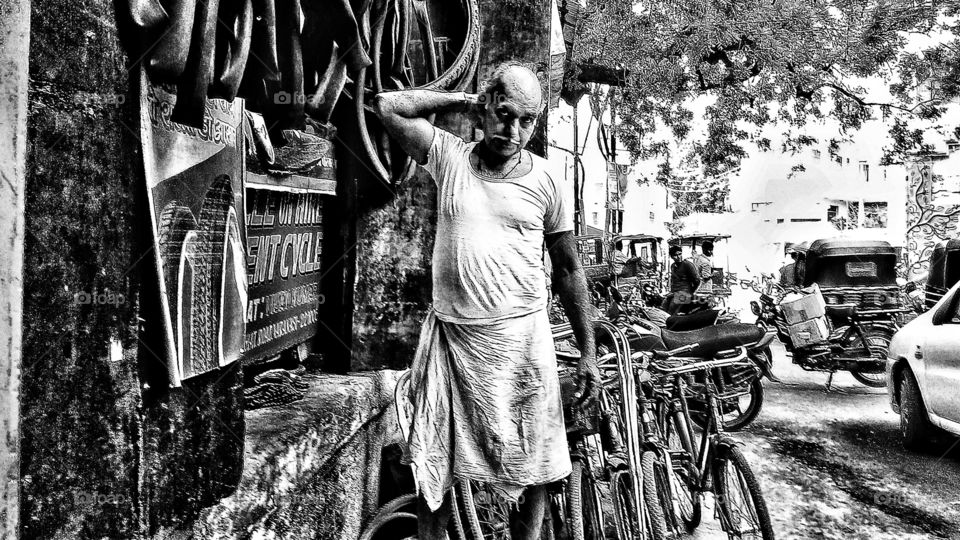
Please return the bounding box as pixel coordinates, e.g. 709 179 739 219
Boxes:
887 279 960 449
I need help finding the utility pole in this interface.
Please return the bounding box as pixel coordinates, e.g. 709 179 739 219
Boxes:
573 102 582 235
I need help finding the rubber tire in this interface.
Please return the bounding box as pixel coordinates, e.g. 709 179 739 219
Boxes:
566 461 603 540
713 444 775 540
690 378 764 433
850 326 894 388
899 368 933 450
665 416 702 533
650 447 679 535
358 494 418 540
722 379 765 432
641 451 669 540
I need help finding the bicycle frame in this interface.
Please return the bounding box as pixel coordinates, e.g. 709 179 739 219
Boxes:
651 350 762 533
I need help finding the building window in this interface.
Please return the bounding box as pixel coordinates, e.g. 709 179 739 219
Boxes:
864 202 888 228
859 161 869 182
827 205 839 221
948 140 960 153
591 212 599 225
751 201 772 212
791 218 822 222
776 218 785 224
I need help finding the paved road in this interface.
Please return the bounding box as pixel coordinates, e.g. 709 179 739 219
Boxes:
686 342 960 539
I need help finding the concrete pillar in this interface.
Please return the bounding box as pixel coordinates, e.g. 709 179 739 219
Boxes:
0 0 30 535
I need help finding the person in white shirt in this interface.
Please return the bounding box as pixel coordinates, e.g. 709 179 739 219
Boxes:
375 63 598 540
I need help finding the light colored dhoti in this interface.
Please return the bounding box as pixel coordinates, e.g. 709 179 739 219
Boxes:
404 309 571 511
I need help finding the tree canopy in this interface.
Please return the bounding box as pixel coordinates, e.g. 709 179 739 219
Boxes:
569 0 960 175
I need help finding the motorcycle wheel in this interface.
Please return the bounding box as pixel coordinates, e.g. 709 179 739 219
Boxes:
849 326 893 388
689 377 764 432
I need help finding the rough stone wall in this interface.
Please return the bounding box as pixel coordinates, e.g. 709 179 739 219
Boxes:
22 2 245 537
21 1 142 536
350 0 553 371
1 0 29 535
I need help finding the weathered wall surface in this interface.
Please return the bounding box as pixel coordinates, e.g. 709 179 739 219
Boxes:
0 0 29 535
22 2 244 537
350 0 553 371
21 1 142 536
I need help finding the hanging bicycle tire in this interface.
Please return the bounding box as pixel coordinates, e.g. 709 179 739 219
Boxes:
712 442 775 540
358 494 419 540
353 0 481 185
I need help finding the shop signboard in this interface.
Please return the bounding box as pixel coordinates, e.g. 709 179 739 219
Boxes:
243 189 324 363
139 69 248 386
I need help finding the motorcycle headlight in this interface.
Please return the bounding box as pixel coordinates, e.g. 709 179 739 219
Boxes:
750 301 761 316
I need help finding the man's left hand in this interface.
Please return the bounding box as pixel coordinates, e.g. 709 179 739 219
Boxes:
574 351 600 409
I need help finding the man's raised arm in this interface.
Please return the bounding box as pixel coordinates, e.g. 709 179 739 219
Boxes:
373 90 479 165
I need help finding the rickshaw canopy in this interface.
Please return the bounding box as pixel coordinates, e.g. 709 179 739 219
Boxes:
803 238 899 288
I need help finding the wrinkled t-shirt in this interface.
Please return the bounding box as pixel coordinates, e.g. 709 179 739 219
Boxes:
423 128 573 323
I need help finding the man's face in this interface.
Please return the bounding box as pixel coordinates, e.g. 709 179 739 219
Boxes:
671 252 682 263
481 90 540 158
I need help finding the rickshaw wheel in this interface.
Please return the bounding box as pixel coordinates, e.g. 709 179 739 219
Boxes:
849 326 893 388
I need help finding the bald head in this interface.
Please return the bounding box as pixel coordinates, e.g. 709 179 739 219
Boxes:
479 63 543 158
483 64 543 111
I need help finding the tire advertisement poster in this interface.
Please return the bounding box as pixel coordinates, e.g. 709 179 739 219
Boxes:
243 189 324 363
139 69 248 386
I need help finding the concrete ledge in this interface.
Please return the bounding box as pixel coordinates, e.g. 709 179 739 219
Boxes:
191 369 405 539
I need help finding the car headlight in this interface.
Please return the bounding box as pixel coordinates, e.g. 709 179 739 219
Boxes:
750 301 761 316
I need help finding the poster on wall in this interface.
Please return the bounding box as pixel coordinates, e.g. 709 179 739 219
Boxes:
243 189 324 363
139 68 247 386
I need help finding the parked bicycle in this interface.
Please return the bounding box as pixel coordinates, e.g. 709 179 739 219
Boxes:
649 351 776 540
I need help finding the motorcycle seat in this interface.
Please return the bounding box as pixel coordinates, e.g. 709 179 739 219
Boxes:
660 323 765 358
665 309 721 331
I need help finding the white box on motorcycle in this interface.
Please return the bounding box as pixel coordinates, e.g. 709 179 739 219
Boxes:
787 316 831 347
780 283 828 325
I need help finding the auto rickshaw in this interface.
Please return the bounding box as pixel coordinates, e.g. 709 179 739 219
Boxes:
774 238 904 387
804 239 903 319
612 233 664 307
924 238 960 310
670 234 733 306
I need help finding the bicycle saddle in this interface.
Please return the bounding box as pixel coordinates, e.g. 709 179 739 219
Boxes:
665 309 721 331
660 324 765 358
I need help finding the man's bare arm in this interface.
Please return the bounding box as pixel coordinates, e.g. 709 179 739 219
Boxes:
373 90 478 164
546 231 598 406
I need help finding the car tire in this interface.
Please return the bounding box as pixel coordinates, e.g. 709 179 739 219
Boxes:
900 368 932 450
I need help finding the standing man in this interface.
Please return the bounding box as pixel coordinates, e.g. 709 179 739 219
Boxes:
374 63 598 540
662 245 701 314
779 245 798 288
690 240 716 295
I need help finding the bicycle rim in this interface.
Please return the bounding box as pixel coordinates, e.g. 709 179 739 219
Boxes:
713 444 775 540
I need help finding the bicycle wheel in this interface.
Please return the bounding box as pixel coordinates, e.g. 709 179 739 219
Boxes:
358 494 418 540
713 443 775 540
648 446 680 536
566 460 604 540
456 480 512 540
641 451 669 540
663 414 702 532
610 469 640 540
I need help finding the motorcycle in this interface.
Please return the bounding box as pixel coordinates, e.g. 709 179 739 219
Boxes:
750 239 907 388
607 291 776 431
